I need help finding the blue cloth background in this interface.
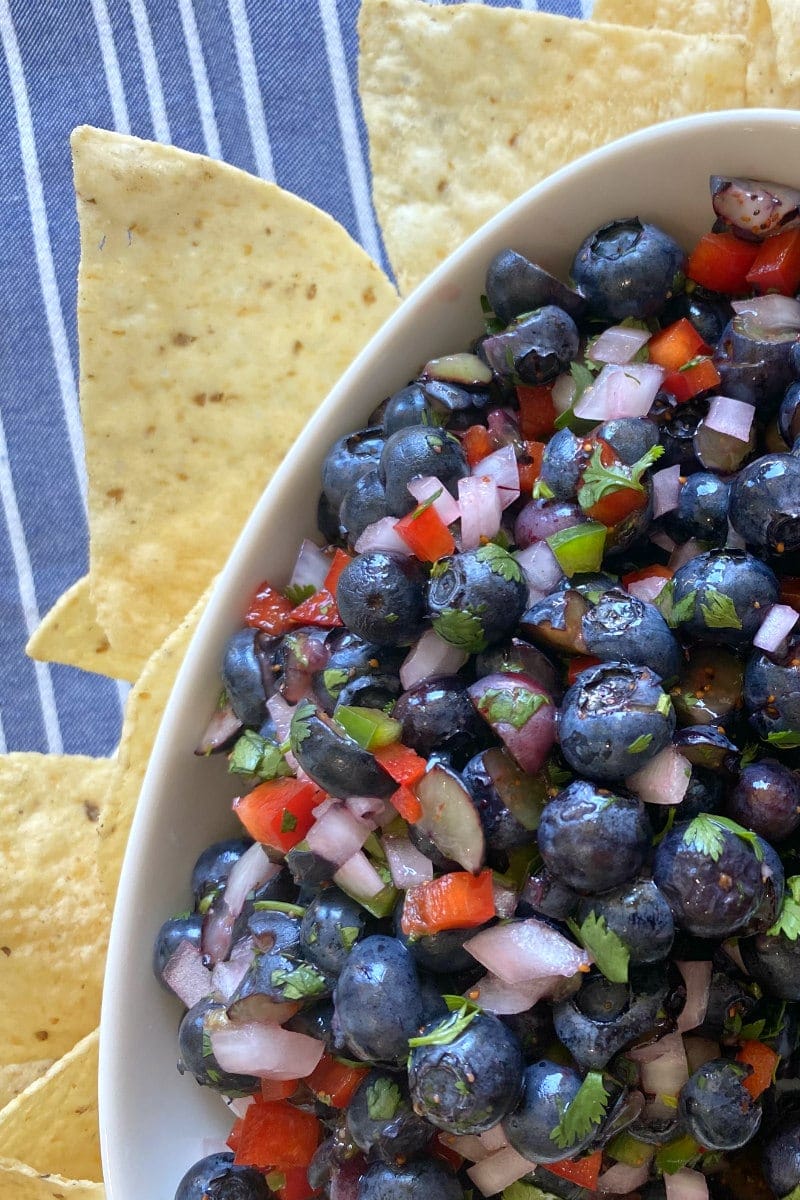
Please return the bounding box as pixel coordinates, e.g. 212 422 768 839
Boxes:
0 0 589 758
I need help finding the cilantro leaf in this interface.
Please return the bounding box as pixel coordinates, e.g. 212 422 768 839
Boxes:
284 582 316 606
228 730 292 781
340 926 360 950
475 541 524 584
365 1076 402 1121
502 1184 563 1200
768 876 800 940
655 581 697 628
531 479 555 500
408 1000 479 1048
568 912 629 984
766 731 800 750
280 809 298 833
410 487 444 521
323 667 350 698
683 813 764 862
550 1070 609 1150
699 588 742 630
577 443 664 511
270 962 328 1001
289 699 315 750
253 900 306 917
476 683 551 730
432 607 487 653
627 733 653 754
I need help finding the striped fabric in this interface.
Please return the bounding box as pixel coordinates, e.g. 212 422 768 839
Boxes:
0 0 588 757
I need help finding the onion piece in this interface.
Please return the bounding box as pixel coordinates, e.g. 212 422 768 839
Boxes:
492 877 519 920
590 324 651 365
627 574 670 605
195 700 243 755
572 362 665 420
668 538 707 572
162 939 214 1009
705 395 755 443
472 444 520 510
347 794 394 826
266 692 294 746
210 1019 324 1080
627 743 691 807
210 936 254 1004
439 1133 490 1163
465 919 591 985
650 529 676 553
224 843 281 920
514 540 563 600
458 474 503 550
479 1126 509 1153
470 971 564 1015
711 175 800 239
652 464 682 518
628 1031 688 1102
383 834 434 890
307 803 374 867
288 538 330 593
598 1159 652 1195
731 292 800 327
551 371 576 416
467 1145 537 1197
676 960 712 1033
754 603 799 653
407 474 461 526
333 849 385 900
664 1167 709 1200
355 517 412 556
400 628 468 690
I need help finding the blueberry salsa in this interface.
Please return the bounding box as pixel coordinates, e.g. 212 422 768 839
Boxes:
157 174 800 1200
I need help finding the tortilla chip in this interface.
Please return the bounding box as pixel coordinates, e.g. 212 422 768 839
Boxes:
0 754 114 1065
25 576 139 683
96 586 210 902
767 0 800 87
72 126 398 673
742 0 800 105
592 0 732 31
358 0 747 295
0 1062 54 1110
0 1159 103 1199
0 1030 100 1182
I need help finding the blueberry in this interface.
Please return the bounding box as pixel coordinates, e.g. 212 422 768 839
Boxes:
322 427 386 511
174 1152 270 1200
713 313 799 411
461 746 548 856
382 383 431 434
580 588 682 684
395 913 486 975
514 496 585 549
475 636 563 703
727 758 800 842
521 588 590 658
333 935 426 1066
393 675 493 768
664 471 730 546
517 867 579 922
285 999 335 1050
289 702 395 799
678 1059 761 1150
677 764 725 819
191 838 253 906
300 888 368 975
336 551 427 646
177 998 260 1095
729 452 800 557
662 288 732 346
779 380 800 447
312 631 404 715
669 548 780 647
657 397 709 471
379 426 467 518
426 545 528 652
576 879 674 964
357 1158 463 1200
153 911 204 989
347 1070 433 1162
744 635 800 742
485 248 586 324
558 662 675 783
503 1060 599 1162
537 779 651 894
570 218 685 322
339 469 390 544
762 1115 800 1197
746 835 785 935
221 628 272 727
594 418 660 466
481 306 580 386
552 964 669 1070
539 429 584 500
740 927 800 1000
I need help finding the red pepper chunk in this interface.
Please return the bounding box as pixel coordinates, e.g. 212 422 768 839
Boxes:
401 869 495 937
546 1149 602 1191
233 778 325 852
567 655 601 686
736 1039 779 1099
323 547 352 594
306 1053 370 1108
233 1098 321 1171
662 356 721 404
686 232 759 294
746 227 800 295
289 587 343 628
394 503 455 561
462 424 495 467
373 741 427 787
245 580 296 634
647 318 711 372
518 440 546 493
517 383 556 440
274 1167 319 1200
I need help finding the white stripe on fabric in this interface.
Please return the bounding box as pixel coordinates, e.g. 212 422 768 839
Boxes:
178 0 222 159
226 0 275 180
0 710 7 754
0 411 63 754
0 0 88 512
129 0 171 142
519 0 540 9
90 0 131 132
580 0 595 14
318 0 383 264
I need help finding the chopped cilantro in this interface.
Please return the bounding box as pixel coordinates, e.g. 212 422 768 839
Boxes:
476 683 551 730
253 900 306 917
568 912 629 984
280 809 298 833
410 487 443 520
480 294 505 336
266 1172 287 1192
475 541 524 583
323 667 350 698
340 925 361 950
454 1079 470 1096
766 731 800 750
550 1070 609 1150
656 692 673 719
652 806 676 846
201 1029 214 1059
408 1000 479 1048
740 742 759 765
531 478 555 500
627 733 653 754
228 730 292 781
284 582 316 606
270 962 328 1001
655 581 697 628
429 558 450 580
366 1076 402 1121
289 699 315 749
502 1184 562 1200
768 876 800 940
432 607 487 653
683 813 764 863
700 588 742 630
577 443 664 511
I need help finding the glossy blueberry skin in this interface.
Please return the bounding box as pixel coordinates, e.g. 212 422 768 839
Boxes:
518 868 579 922
521 588 590 657
379 425 468 518
537 779 651 894
662 288 732 346
762 1115 800 1197
664 471 730 545
744 635 800 741
713 314 798 410
393 675 493 767
409 1013 524 1134
580 588 682 684
475 637 563 703
322 427 386 511
482 305 580 386
657 397 708 471
553 964 669 1071
485 247 587 324
577 879 675 964
290 704 395 799
729 452 800 557
677 764 725 819
779 379 800 447
334 935 426 1067
153 911 204 989
336 551 427 647
300 887 368 975
426 546 528 651
221 628 271 727
503 1059 596 1162
594 417 660 465
727 758 800 842
670 548 780 647
177 998 260 1095
357 1158 463 1200
285 998 336 1050
652 820 764 938
678 1059 761 1151
747 835 785 935
570 218 685 322
461 746 548 855
740 928 800 1000
382 383 431 434
558 662 675 783
339 469 390 544
539 429 583 499
346 1069 433 1162
191 838 253 905
173 1152 271 1200
395 912 486 975
312 631 404 715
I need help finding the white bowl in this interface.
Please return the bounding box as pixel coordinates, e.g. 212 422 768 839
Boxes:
100 108 800 1198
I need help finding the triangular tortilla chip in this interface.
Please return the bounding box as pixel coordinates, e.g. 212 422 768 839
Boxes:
25 576 139 683
0 1159 103 1199
0 1061 54 1110
72 126 398 672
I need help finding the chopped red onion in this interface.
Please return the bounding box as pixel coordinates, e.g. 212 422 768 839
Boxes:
514 540 563 600
211 1019 324 1080
467 1145 537 1196
650 529 676 553
400 628 468 690
652 464 682 518
472 444 520 510
573 362 665 421
458 474 503 550
333 849 385 900
640 1036 689 1100
312 795 339 820
676 960 712 1033
705 395 755 443
551 371 576 416
479 1126 509 1153
407 475 461 526
195 700 243 755
627 574 670 605
211 935 254 1004
732 293 800 328
307 804 374 867
465 919 591 985
668 538 706 572
629 1029 687 1066
597 1159 652 1195
266 692 295 745
627 744 691 807
201 901 237 966
487 408 520 446
664 1167 709 1200
754 603 799 653
712 176 800 240
383 835 434 889
590 324 652 365
470 972 563 1015
225 843 281 920
492 878 519 920
347 794 394 826
355 517 412 556
162 939 214 1009
439 1133 490 1163
288 538 330 593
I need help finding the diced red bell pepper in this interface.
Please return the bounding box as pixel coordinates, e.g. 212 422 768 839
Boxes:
289 587 343 628
274 1167 318 1200
648 318 711 371
373 741 427 787
233 778 326 852
462 424 495 467
686 232 759 294
394 503 456 562
736 1039 779 1099
518 440 546 493
245 580 296 634
662 356 721 404
401 869 496 937
746 227 800 295
323 548 352 594
567 655 601 686
261 1077 299 1101
389 783 423 824
233 1098 321 1171
226 1116 245 1154
306 1053 370 1108
547 1149 602 1191
622 564 674 588
586 485 646 528
517 383 557 440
